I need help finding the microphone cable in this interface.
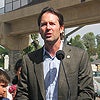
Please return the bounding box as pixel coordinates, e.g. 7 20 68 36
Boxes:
56 50 71 100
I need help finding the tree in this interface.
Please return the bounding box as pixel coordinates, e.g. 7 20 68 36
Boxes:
0 46 9 68
23 34 41 54
96 34 100 59
69 34 85 49
82 32 96 56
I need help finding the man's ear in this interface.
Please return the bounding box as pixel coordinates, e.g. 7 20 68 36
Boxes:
60 25 64 33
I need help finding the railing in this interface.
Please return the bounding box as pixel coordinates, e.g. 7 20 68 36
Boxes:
0 0 49 14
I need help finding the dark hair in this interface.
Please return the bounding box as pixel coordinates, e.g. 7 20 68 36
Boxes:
14 59 22 71
12 75 18 85
0 69 10 84
38 7 64 27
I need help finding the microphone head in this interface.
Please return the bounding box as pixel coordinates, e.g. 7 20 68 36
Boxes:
56 50 65 60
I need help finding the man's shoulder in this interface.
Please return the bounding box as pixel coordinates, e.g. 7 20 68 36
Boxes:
64 44 85 51
26 47 43 63
29 47 43 55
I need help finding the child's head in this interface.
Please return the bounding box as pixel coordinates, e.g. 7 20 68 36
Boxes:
0 69 10 98
0 69 10 86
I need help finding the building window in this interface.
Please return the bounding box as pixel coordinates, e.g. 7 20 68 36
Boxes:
0 8 4 14
4 0 49 13
13 0 20 10
28 0 33 3
5 0 12 3
5 2 12 12
21 0 28 7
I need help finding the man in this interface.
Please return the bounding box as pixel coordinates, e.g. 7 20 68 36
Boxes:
15 7 94 100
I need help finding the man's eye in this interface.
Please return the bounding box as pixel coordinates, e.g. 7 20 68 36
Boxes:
40 23 46 27
49 22 55 25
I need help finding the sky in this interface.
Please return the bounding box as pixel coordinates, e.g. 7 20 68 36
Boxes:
65 23 100 40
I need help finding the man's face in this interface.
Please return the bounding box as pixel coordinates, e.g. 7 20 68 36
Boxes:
0 82 7 97
39 12 64 44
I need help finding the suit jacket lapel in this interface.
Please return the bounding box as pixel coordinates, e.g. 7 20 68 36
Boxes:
35 62 46 100
33 48 46 100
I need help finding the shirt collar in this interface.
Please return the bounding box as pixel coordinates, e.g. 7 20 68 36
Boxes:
43 41 63 58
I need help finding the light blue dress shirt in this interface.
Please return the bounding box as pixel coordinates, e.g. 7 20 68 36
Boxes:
43 42 63 100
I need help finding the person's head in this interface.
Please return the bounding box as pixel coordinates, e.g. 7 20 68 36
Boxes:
14 59 22 75
12 59 22 85
0 69 10 86
38 7 64 44
0 69 10 97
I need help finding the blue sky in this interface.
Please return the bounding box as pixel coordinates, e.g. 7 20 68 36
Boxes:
65 23 100 40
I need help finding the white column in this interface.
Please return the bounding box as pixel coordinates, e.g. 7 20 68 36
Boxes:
4 55 9 70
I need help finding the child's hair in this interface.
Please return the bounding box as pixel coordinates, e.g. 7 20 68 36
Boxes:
0 69 10 85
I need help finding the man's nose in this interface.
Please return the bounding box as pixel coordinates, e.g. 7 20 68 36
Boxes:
46 23 51 29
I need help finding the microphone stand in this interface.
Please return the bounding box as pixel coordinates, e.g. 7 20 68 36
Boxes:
60 58 71 100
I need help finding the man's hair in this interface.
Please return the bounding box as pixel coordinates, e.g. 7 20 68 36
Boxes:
0 69 10 85
38 7 64 27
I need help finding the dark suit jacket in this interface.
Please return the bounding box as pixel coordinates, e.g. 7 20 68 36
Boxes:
15 45 94 100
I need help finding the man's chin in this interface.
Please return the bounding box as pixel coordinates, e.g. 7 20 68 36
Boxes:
0 95 3 97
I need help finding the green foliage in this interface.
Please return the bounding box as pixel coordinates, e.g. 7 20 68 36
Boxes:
31 33 39 40
82 32 95 48
82 32 96 56
0 46 9 68
68 32 98 61
96 35 100 59
69 35 85 49
0 58 4 68
90 58 94 62
96 35 100 47
0 46 9 55
23 34 41 54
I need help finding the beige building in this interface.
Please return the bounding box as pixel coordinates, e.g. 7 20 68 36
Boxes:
0 0 100 50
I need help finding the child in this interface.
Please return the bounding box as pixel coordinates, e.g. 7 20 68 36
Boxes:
0 69 10 100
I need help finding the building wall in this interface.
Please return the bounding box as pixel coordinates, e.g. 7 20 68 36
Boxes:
0 0 49 14
0 0 100 50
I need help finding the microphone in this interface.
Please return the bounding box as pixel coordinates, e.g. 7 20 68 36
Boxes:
56 50 71 100
56 50 65 60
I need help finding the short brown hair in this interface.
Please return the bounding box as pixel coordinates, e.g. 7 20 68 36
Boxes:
0 69 10 85
38 7 64 27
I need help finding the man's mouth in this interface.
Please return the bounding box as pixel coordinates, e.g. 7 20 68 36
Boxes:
45 33 52 38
